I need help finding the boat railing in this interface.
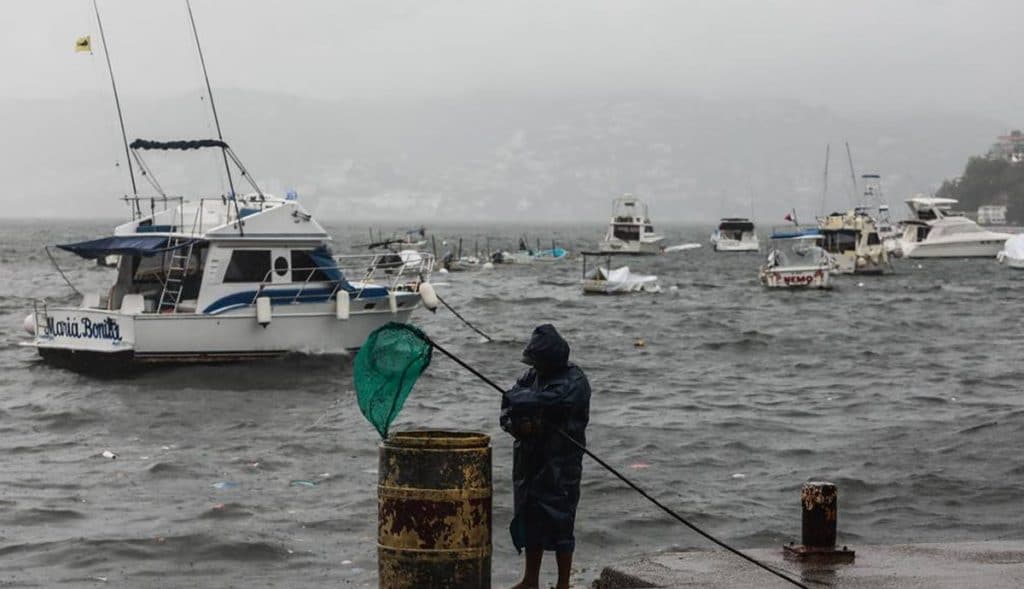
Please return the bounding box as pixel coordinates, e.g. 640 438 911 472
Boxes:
32 299 49 339
123 195 186 228
249 252 435 308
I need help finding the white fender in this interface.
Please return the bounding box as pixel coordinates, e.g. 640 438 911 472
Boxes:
256 296 272 327
336 291 350 320
388 291 398 314
418 282 439 313
23 313 36 335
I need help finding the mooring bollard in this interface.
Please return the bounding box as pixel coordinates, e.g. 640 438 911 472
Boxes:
783 481 855 563
377 430 492 589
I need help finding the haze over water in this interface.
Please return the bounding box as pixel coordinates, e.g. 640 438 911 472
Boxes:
2 220 1023 587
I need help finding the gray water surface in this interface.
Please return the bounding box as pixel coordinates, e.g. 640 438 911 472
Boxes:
2 220 1023 587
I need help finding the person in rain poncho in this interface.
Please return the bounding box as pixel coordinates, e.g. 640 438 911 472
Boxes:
500 324 591 589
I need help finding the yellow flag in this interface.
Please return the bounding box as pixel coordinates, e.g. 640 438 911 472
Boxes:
75 35 91 53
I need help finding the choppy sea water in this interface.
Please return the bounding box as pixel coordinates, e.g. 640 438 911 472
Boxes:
2 219 1024 587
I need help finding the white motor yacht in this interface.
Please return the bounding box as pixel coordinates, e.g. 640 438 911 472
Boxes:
897 197 1011 258
598 195 665 255
22 139 434 369
710 218 759 252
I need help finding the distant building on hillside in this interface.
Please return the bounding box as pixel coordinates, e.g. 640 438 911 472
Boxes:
988 130 1024 162
978 204 1008 225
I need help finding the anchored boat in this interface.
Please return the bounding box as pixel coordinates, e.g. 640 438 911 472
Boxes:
759 232 836 289
710 218 759 252
598 195 665 255
817 208 891 274
22 139 434 367
896 197 1011 258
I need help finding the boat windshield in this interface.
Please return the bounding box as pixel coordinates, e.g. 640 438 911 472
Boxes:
613 224 640 241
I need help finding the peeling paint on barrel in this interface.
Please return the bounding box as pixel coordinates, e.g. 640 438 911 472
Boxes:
378 430 492 589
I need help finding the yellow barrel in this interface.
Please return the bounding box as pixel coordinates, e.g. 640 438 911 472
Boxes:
378 430 492 589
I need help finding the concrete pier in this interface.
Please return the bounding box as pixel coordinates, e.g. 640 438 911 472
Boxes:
593 541 1024 588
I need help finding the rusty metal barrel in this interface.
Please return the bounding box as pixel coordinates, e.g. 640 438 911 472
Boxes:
378 430 492 589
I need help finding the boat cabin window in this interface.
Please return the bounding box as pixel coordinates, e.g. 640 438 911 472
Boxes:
867 232 880 245
291 250 332 282
822 230 857 253
273 256 289 278
613 224 640 241
916 226 931 241
224 250 271 283
644 224 655 234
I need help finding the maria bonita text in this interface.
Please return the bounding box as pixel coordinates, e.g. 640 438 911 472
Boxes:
45 316 122 342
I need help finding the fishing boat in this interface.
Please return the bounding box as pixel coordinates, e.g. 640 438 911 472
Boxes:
896 197 1011 258
710 218 759 252
598 195 665 254
759 232 836 289
21 141 434 368
580 252 660 294
817 208 891 274
532 247 568 262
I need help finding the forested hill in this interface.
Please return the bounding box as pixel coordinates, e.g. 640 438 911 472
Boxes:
935 145 1024 223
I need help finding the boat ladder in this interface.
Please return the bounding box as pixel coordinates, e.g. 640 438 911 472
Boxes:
157 240 194 313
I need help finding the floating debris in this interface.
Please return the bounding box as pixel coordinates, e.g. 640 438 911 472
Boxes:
290 479 318 488
212 481 239 490
101 450 117 460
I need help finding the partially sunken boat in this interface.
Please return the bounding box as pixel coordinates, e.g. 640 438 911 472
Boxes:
22 139 434 368
581 252 660 294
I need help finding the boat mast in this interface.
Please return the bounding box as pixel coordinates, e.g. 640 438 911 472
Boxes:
819 143 830 216
844 141 858 206
91 0 140 218
184 0 243 235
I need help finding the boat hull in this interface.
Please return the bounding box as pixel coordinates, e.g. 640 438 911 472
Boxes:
901 238 1007 258
713 239 759 252
29 295 417 368
759 266 832 289
598 239 664 255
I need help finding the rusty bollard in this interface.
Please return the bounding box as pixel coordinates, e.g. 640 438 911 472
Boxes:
783 481 855 563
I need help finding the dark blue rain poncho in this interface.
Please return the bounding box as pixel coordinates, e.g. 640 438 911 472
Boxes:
500 324 591 553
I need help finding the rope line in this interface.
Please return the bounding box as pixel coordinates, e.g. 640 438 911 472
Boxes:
424 335 810 589
436 293 494 342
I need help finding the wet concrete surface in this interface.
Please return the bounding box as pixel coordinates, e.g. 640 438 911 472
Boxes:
593 541 1024 588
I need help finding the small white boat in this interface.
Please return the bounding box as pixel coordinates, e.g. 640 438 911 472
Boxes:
710 218 759 252
997 234 1024 269
598 194 665 255
759 232 836 289
897 197 1011 258
581 253 660 294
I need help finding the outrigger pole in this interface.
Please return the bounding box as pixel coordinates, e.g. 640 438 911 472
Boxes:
845 140 858 206
91 0 140 218
184 0 244 235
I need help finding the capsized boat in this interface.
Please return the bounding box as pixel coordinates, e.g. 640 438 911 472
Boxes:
997 233 1024 269
580 252 660 294
598 194 665 254
896 197 1011 258
710 218 759 252
759 232 836 289
22 139 435 368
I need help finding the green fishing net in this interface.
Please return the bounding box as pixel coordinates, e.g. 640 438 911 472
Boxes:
354 322 433 438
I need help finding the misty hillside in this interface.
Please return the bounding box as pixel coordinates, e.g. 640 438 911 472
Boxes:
0 91 1006 223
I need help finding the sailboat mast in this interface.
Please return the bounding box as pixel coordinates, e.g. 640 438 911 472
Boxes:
184 0 243 233
819 143 830 216
845 141 858 206
91 0 140 217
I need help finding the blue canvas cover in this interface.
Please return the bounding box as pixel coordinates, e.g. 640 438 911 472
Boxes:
56 236 198 259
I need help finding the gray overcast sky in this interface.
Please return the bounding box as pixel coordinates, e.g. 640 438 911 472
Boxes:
3 0 1022 118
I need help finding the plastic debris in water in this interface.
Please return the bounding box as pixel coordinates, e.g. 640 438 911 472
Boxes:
212 481 239 490
101 450 117 460
633 338 646 348
290 479 318 488
629 462 651 469
731 473 746 479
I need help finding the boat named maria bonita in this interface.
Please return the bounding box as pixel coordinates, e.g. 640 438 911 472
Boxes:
22 139 435 368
